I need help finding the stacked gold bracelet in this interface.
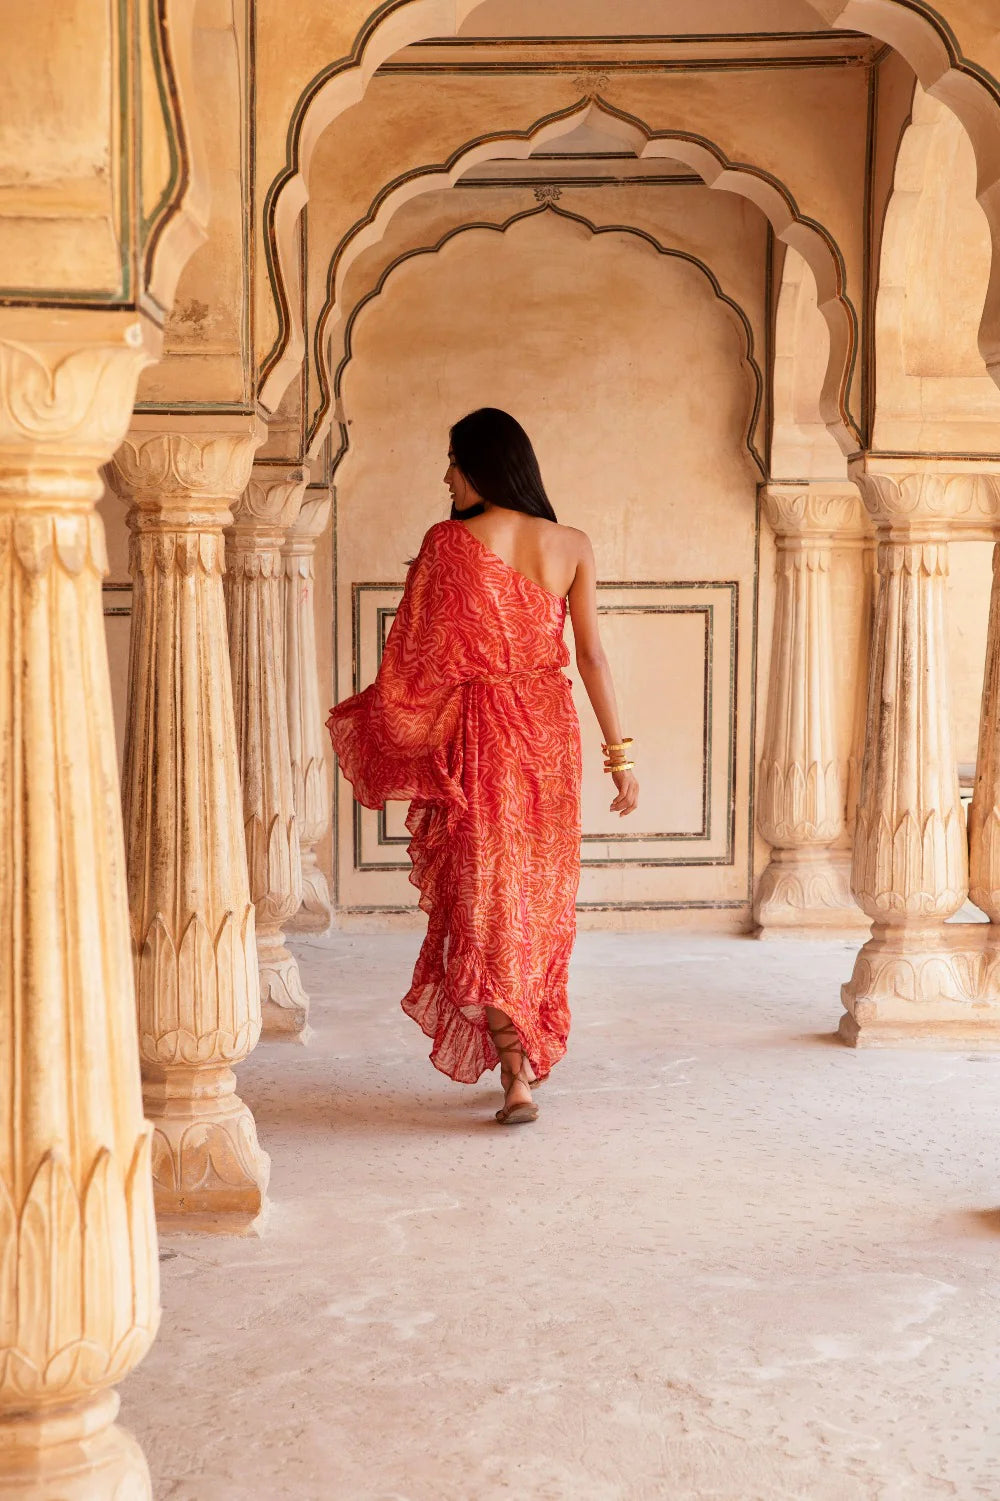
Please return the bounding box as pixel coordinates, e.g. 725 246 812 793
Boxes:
602 737 635 774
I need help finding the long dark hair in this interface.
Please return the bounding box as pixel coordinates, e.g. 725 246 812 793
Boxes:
450 408 557 522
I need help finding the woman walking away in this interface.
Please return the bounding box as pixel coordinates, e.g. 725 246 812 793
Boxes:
327 407 638 1124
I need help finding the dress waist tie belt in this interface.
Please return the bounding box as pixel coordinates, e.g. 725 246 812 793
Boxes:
463 666 565 687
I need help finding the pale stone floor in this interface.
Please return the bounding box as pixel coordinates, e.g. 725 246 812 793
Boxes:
122 931 1000 1500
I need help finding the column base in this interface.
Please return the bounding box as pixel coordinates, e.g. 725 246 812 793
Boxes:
258 927 312 1042
286 848 331 934
839 923 1000 1047
0 1393 150 1499
754 848 868 937
145 1067 270 1224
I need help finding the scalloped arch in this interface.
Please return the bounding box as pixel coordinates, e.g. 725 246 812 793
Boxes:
806 0 1000 385
771 247 848 480
873 82 1000 450
285 95 858 454
143 0 217 317
262 0 1000 447
323 202 766 482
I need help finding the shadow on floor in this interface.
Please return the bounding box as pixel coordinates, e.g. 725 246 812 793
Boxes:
947 1206 1000 1238
791 1030 845 1048
245 1082 504 1136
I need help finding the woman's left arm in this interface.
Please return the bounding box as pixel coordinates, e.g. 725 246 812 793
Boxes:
567 533 639 817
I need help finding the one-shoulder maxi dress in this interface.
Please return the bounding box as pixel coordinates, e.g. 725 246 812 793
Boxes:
326 520 583 1083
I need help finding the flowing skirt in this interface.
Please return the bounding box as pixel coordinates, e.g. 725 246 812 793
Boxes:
402 671 582 1082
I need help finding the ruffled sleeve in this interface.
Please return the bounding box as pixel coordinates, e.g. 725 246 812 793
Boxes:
326 524 467 812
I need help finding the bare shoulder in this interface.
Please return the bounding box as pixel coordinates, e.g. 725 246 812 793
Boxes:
539 521 592 595
527 516 589 550
561 524 591 551
555 523 593 564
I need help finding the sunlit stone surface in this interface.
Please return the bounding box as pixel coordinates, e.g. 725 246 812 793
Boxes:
124 932 1000 1499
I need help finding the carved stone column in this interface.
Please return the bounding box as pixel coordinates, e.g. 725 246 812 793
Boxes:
845 537 878 837
0 316 159 1496
226 469 310 1039
108 416 270 1224
283 486 333 932
754 484 868 933
840 460 996 1045
969 526 1000 1010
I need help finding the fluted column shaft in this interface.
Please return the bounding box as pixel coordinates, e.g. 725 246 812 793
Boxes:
283 487 333 933
226 470 309 1039
968 531 1000 1017
0 317 159 1496
845 537 878 839
840 460 999 1046
970 541 1000 923
108 418 270 1224
754 484 867 934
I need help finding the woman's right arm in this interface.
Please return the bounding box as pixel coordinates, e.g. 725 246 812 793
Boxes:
567 532 639 817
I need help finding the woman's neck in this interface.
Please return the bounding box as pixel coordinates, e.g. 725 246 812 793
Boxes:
451 496 489 520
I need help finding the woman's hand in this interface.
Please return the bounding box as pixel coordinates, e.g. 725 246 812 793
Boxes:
610 768 639 816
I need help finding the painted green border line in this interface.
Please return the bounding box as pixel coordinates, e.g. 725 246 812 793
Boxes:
378 57 867 75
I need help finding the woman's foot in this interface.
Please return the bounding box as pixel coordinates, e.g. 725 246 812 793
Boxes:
486 1006 539 1125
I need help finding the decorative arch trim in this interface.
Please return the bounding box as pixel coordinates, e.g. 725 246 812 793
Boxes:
260 0 481 392
295 96 858 454
809 0 1000 383
322 201 767 479
261 0 1000 419
142 0 213 318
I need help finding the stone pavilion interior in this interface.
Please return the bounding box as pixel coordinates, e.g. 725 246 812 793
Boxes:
5 2 1000 1496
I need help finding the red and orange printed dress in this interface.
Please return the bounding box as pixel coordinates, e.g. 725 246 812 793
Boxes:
327 520 582 1083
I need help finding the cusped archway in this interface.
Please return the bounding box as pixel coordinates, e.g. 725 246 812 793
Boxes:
261 0 1000 429
283 97 860 456
320 200 766 476
873 81 1000 451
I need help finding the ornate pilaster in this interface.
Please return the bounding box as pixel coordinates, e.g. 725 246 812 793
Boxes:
840 459 1000 1046
283 487 333 932
969 529 1000 1014
0 315 160 1496
754 484 868 933
108 417 270 1225
970 541 1000 924
226 469 310 1039
845 538 878 837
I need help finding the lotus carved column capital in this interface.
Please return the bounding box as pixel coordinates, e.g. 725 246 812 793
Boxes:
762 481 867 541
231 466 307 540
849 456 1000 540
286 487 332 545
0 315 156 483
109 416 265 523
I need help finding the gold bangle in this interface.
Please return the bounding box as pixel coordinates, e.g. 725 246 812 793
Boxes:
601 738 634 753
603 761 635 773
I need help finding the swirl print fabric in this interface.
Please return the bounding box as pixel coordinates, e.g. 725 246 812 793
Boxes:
327 520 582 1083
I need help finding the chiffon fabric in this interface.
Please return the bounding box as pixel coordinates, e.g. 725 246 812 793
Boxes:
327 520 582 1083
